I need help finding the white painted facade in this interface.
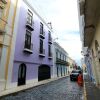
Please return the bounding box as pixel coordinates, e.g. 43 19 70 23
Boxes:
53 42 68 78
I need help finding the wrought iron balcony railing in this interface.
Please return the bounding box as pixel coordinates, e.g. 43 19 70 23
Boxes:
23 42 33 54
39 48 45 57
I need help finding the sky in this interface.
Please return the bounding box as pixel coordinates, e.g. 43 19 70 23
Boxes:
27 0 82 66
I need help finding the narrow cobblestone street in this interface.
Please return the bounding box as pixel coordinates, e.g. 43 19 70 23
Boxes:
0 77 83 100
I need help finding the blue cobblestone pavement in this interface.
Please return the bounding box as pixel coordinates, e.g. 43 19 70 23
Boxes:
0 77 83 100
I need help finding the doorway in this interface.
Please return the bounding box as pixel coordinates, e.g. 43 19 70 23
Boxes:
18 63 26 86
38 65 50 81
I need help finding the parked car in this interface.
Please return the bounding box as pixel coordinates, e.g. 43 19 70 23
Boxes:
70 70 82 81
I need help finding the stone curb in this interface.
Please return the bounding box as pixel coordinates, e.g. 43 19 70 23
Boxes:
83 82 87 100
0 75 69 97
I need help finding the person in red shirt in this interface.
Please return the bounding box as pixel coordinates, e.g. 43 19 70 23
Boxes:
77 71 83 86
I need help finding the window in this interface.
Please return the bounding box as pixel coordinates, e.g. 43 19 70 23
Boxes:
24 30 31 50
56 51 58 58
65 56 66 61
39 39 44 54
40 22 43 35
48 31 52 43
60 53 61 60
26 9 34 31
27 10 33 26
39 22 45 39
48 44 52 57
40 22 45 39
63 55 64 61
40 23 43 34
61 54 63 60
58 51 60 59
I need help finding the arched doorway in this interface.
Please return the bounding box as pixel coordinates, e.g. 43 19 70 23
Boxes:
18 63 26 86
38 65 50 81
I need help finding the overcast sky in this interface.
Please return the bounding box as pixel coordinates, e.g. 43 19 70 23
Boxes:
27 0 82 65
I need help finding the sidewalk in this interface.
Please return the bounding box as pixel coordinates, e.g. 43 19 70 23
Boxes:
84 75 100 100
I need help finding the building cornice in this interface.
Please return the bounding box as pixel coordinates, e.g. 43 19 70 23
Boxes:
53 42 68 55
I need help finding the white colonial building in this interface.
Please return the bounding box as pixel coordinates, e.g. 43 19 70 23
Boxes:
53 42 69 78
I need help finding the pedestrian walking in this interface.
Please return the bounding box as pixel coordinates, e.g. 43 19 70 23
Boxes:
77 71 83 86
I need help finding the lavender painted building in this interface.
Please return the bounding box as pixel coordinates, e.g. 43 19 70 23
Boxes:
9 0 53 87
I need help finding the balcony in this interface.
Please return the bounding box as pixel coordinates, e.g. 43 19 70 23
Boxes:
0 2 5 9
84 25 95 46
39 49 45 57
1 0 7 4
66 61 69 66
83 0 100 47
56 58 69 65
26 22 34 31
23 43 33 54
48 37 52 44
39 31 45 39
